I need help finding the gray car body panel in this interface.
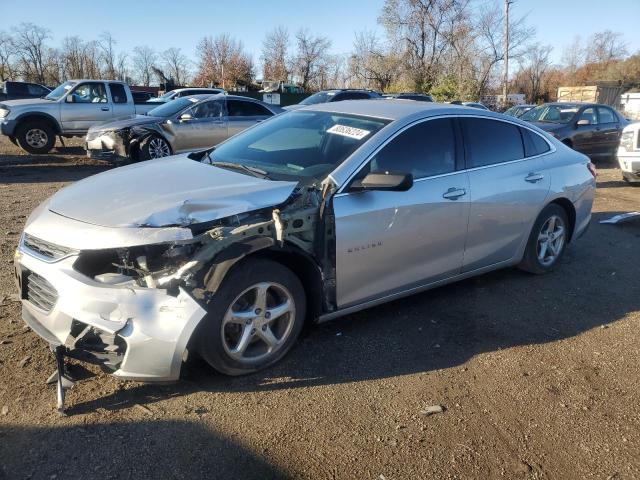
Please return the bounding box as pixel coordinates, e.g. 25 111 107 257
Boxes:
15 100 595 381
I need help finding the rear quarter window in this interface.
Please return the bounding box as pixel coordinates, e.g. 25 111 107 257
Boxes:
461 117 524 168
520 127 551 157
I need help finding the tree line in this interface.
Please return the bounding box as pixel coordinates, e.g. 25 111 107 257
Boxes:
0 0 638 103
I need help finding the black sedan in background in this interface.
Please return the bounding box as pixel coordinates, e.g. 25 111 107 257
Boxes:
520 102 629 159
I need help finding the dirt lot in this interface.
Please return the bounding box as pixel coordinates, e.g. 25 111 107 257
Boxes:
0 136 638 480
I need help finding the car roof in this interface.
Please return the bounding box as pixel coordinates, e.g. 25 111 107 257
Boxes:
174 87 222 92
301 98 499 121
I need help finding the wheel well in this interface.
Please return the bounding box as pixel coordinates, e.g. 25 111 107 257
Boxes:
549 198 576 241
251 247 324 323
16 114 60 135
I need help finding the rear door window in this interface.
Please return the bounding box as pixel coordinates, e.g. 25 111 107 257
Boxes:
109 84 127 104
227 100 272 117
597 107 616 124
460 117 524 168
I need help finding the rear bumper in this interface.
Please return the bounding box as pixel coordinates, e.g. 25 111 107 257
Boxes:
14 247 207 382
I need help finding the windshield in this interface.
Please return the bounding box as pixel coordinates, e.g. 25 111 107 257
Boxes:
147 97 199 117
299 91 337 106
158 91 176 99
210 111 389 181
45 81 77 100
521 104 579 124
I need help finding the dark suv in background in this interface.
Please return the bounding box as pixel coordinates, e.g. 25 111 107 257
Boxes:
0 81 51 101
285 89 381 110
520 102 629 160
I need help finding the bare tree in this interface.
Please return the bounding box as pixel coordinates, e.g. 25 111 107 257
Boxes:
194 34 253 88
293 29 331 90
470 2 534 99
99 32 118 79
350 30 401 91
161 47 190 86
11 23 52 84
379 0 469 92
518 43 553 103
261 26 290 82
0 31 17 81
586 30 628 64
132 46 157 86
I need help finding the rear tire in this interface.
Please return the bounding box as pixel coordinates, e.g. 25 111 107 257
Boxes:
519 204 569 274
196 258 306 376
139 135 171 160
16 121 55 154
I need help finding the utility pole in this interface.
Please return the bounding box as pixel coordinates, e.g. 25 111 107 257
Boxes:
503 0 513 107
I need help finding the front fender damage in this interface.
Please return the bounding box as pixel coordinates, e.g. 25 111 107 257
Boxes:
48 179 337 413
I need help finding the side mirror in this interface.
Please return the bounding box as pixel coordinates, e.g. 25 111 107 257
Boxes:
576 119 590 126
65 95 74 103
353 171 413 192
179 113 192 122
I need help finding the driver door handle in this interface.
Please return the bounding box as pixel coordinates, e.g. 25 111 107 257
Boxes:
442 187 466 200
525 172 544 183
100 107 109 111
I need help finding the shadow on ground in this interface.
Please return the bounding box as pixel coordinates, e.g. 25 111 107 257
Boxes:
0 420 287 480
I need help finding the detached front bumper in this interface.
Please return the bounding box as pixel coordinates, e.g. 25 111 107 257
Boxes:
14 247 207 382
85 130 129 161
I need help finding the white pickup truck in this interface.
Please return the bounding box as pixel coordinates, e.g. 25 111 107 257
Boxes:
0 79 157 154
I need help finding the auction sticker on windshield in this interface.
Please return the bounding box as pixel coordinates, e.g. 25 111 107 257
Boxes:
327 124 371 140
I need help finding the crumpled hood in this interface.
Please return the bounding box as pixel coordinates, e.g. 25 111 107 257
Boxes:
88 115 162 133
47 155 299 228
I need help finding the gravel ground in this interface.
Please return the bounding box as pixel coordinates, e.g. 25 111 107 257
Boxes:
0 136 639 480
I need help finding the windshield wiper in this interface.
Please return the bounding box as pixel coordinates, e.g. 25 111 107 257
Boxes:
209 161 269 179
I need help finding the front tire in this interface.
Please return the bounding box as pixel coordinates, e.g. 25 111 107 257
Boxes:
139 135 172 160
519 204 569 274
196 259 306 376
16 121 55 154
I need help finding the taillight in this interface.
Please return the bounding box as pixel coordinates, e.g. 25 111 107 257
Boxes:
587 162 597 178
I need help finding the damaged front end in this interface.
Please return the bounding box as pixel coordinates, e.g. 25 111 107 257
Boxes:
15 172 337 413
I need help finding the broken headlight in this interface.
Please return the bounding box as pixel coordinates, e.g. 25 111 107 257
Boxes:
74 243 199 288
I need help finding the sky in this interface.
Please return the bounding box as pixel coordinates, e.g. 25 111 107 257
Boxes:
1 0 639 67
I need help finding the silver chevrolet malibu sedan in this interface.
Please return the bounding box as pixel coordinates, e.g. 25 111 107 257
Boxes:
15 100 596 385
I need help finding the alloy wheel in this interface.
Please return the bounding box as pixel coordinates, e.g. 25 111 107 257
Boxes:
148 138 171 158
221 282 296 364
537 215 566 267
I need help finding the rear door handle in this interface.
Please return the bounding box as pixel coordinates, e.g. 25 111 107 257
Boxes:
525 172 544 183
442 187 466 200
100 107 109 111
